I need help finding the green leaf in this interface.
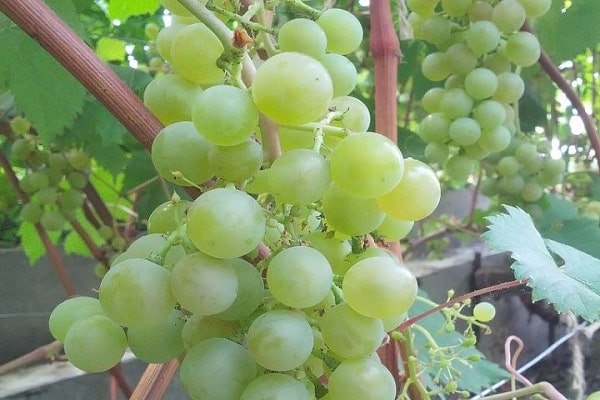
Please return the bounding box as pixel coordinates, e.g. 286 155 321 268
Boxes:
108 0 160 21
0 0 87 143
17 223 61 265
483 206 600 322
95 37 126 62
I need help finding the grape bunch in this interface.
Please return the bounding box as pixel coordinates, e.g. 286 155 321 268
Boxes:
409 0 551 181
48 2 450 399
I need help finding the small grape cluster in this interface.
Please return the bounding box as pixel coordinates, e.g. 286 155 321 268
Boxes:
10 118 89 232
408 0 551 181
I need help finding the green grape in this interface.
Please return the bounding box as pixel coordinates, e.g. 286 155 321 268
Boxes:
440 0 471 16
419 15 452 46
121 233 185 270
473 100 506 131
304 231 352 276
147 199 192 234
58 189 84 209
330 132 404 199
504 31 541 67
316 8 363 55
444 155 476 181
66 171 87 189
501 174 525 194
418 113 451 143
469 1 494 21
319 53 358 97
48 152 69 172
464 68 498 100
515 142 538 165
517 0 551 18
421 52 450 82
217 258 264 321
268 149 330 205
473 301 496 322
407 0 439 16
64 315 126 373
192 85 259 146
143 73 203 125
539 168 563 186
209 139 263 182
421 87 446 113
328 356 396 400
47 168 64 186
343 256 417 318
186 187 266 258
341 247 399 276
382 312 407 332
479 125 512 153
181 314 239 350
289 206 322 236
492 72 525 104
278 18 327 59
520 181 543 202
329 96 371 132
144 22 160 40
180 338 257 400
322 182 385 236
439 88 474 119
444 43 478 76
170 23 224 84
252 52 333 126
40 210 65 231
11 138 36 160
444 74 464 89
424 142 449 164
10 115 32 135
449 117 481 146
263 220 284 247
464 143 490 160
48 296 104 342
480 176 498 197
99 258 176 327
148 56 164 70
65 149 90 171
171 252 238 315
28 171 50 190
483 52 512 74
246 309 313 371
492 0 526 33
21 202 44 223
151 121 214 186
245 169 271 194
160 0 195 16
127 308 185 363
241 373 312 400
377 158 441 221
267 246 333 309
34 187 58 205
377 217 414 241
321 302 385 359
155 23 185 62
465 20 501 56
542 157 566 176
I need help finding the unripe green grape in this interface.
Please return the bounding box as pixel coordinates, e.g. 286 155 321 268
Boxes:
119 233 185 270
277 126 342 153
48 296 104 342
479 125 512 153
464 68 498 100
515 142 538 165
464 143 490 161
241 373 312 400
517 0 551 18
469 1 494 21
377 217 414 242
328 356 396 400
483 52 512 74
63 315 126 373
97 225 114 240
473 100 506 131
445 155 476 181
180 338 257 400
465 20 501 56
144 22 160 40
321 302 385 359
504 31 541 67
319 53 358 97
147 199 191 234
41 210 65 231
304 231 352 276
67 171 87 189
317 8 363 55
419 15 452 46
493 72 525 103
440 0 471 16
21 202 44 223
216 258 264 321
28 170 50 190
421 52 450 82
382 312 407 332
127 309 185 363
408 12 425 38
329 96 371 132
501 174 525 194
181 314 240 350
10 115 31 135
425 142 450 164
421 87 446 113
278 18 327 59
418 113 450 143
192 85 259 146
186 187 266 258
170 23 224 84
65 149 90 171
252 52 333 126
99 258 176 327
144 73 203 125
473 301 496 322
449 117 482 146
407 0 439 16
34 187 58 205
148 56 164 70
48 152 68 172
480 177 498 197
444 74 465 90
492 0 526 33
58 189 84 209
330 132 404 199
209 139 263 182
542 157 566 176
377 158 441 221
268 149 330 205
11 138 35 160
523 153 542 173
520 181 544 202
151 121 214 186
267 246 333 308
155 24 185 62
440 88 474 119
444 43 478 76
245 169 270 195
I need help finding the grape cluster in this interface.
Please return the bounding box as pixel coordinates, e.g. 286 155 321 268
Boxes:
49 3 448 399
409 0 551 181
10 125 89 232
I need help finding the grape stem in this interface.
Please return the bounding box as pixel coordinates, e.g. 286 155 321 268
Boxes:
477 382 567 400
283 0 321 19
129 360 180 400
205 1 276 34
0 340 63 376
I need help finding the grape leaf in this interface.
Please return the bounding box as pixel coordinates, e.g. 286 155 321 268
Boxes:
95 37 126 62
108 0 160 21
483 206 600 322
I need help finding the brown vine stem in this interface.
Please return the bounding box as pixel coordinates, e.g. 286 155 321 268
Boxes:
68 218 110 267
522 21 600 170
0 341 64 376
0 0 163 152
130 360 180 400
83 183 114 228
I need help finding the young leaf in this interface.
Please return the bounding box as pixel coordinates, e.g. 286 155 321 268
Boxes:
483 206 600 322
